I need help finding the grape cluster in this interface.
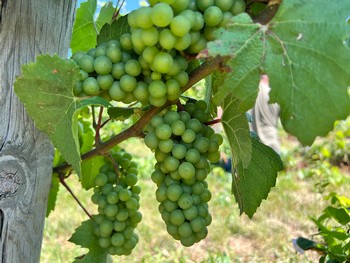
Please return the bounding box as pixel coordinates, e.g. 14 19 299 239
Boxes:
144 100 223 246
91 152 142 256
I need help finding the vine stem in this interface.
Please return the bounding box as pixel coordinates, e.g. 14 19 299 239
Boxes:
205 118 222 126
53 56 227 175
58 173 93 219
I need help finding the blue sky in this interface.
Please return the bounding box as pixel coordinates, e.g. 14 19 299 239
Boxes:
76 0 147 14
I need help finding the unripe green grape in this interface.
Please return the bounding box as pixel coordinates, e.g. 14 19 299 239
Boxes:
155 185 167 202
156 123 172 140
91 192 101 204
204 6 223 26
126 197 138 210
116 208 129 221
140 26 159 46
166 79 181 101
186 119 202 132
171 120 186 136
151 169 165 185
181 235 196 247
133 81 149 102
161 209 171 222
158 139 174 153
179 111 191 123
163 199 178 212
132 185 141 194
196 0 214 11
174 33 192 51
95 45 107 57
153 52 173 74
101 183 113 195
121 52 132 63
172 143 187 159
166 223 179 236
109 81 126 101
78 69 89 81
185 148 201 164
100 219 114 235
219 11 233 27
173 71 189 87
171 0 191 12
215 0 234 11
163 111 180 125
149 80 167 99
175 55 188 71
164 155 180 172
182 184 192 194
135 6 153 29
99 237 111 248
181 129 196 143
131 29 145 54
150 2 174 27
104 204 119 217
194 137 210 153
187 35 207 54
210 133 224 145
151 114 164 127
94 55 112 75
79 54 94 73
184 102 196 115
182 175 197 186
170 15 191 37
166 184 183 202
178 193 194 209
120 33 133 50
151 71 162 80
72 51 85 63
106 191 119 204
170 170 182 180
87 48 96 57
125 173 138 186
83 77 100 95
190 216 206 232
144 132 159 150
200 189 212 202
120 75 137 92
111 62 126 79
119 189 132 201
183 205 198 220
203 26 216 41
127 9 138 28
124 59 141 77
207 150 221 163
164 175 180 187
74 81 83 96
97 196 108 209
97 74 114 90
178 162 195 179
193 109 209 123
170 209 185 226
159 29 177 50
178 222 193 238
142 46 159 64
111 232 125 247
230 0 246 15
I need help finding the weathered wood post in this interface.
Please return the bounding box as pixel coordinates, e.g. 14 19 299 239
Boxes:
0 1 77 262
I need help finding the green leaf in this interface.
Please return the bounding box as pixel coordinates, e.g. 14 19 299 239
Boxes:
71 0 97 53
220 92 252 168
97 15 130 44
231 136 283 218
107 106 135 121
46 173 60 217
210 14 263 112
325 207 350 226
14 54 82 176
265 0 350 144
80 96 111 108
81 156 105 190
78 118 94 155
69 219 112 263
208 1 350 145
95 2 115 32
295 237 327 252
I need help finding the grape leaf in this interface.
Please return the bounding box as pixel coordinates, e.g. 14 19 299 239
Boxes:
80 96 111 108
78 118 94 154
81 156 105 190
208 0 350 145
97 15 130 44
69 219 112 263
209 14 263 112
71 0 97 53
213 71 252 168
232 136 283 218
46 173 60 217
95 2 115 32
107 106 135 121
14 54 82 176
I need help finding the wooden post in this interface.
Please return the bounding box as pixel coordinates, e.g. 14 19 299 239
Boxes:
0 1 77 262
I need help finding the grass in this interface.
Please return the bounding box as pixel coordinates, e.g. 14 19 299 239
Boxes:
40 134 350 263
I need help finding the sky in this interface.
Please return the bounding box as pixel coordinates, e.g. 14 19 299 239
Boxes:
76 0 148 15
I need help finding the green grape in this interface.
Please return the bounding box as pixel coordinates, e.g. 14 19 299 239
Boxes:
111 233 125 247
164 156 180 172
99 237 111 248
120 75 137 92
119 189 132 201
163 199 179 212
153 52 174 74
101 183 113 195
155 185 168 202
169 209 185 226
178 162 195 179
107 191 119 204
150 2 174 27
106 45 122 63
97 74 114 90
190 217 206 232
170 15 191 37
166 184 183 202
173 71 189 87
181 129 196 143
172 143 187 159
140 26 159 47
73 81 83 96
174 33 192 51
124 173 138 186
109 81 126 101
144 132 159 150
178 193 193 209
203 6 223 26
230 0 246 15
104 204 119 217
83 77 100 95
94 55 113 75
185 148 201 164
95 173 108 186
183 205 198 220
95 45 107 57
111 62 126 79
196 0 215 11
78 54 94 73
159 139 174 153
155 124 172 140
178 222 193 237
142 46 159 64
171 120 186 136
187 35 207 54
149 80 167 99
120 33 133 50
134 6 153 29
125 59 142 77
171 0 191 13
